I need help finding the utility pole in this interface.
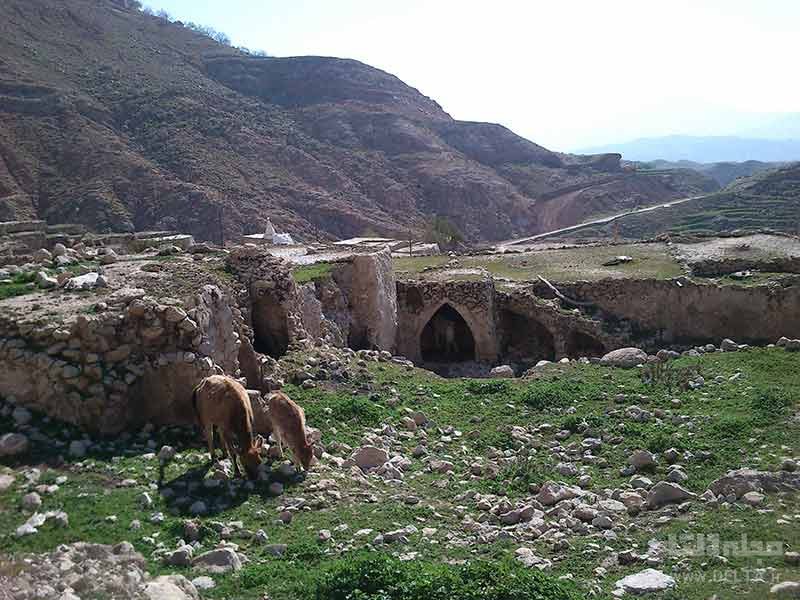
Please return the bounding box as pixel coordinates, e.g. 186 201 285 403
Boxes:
218 205 225 247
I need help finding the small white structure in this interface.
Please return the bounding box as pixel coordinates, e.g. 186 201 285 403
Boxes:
241 218 295 246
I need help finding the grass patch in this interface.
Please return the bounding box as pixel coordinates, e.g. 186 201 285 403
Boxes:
316 552 579 600
292 262 333 284
0 272 36 300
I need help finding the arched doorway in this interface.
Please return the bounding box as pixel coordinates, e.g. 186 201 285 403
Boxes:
252 295 289 358
420 304 476 362
499 310 555 368
566 331 605 358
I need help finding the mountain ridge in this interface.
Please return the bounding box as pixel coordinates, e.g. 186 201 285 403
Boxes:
577 134 800 164
0 0 717 243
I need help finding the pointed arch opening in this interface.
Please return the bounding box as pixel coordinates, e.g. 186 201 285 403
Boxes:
566 330 606 358
420 303 476 363
499 310 555 368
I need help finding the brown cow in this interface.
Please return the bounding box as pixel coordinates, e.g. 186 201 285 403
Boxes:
192 375 263 479
267 391 314 471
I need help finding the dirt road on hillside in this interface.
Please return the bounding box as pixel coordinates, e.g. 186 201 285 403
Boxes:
499 193 708 247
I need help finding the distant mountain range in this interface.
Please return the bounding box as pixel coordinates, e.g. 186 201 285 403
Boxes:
578 135 800 164
639 160 790 187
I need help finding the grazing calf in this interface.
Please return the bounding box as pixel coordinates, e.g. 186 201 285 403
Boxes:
192 375 263 479
267 391 314 471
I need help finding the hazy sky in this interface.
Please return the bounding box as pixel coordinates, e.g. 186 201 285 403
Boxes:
146 0 800 151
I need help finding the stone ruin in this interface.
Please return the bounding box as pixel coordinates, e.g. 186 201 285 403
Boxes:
2 223 800 433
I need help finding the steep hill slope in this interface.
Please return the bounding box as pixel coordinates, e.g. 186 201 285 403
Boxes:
552 162 800 240
0 0 715 243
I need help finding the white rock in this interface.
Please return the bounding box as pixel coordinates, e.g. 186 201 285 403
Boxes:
143 575 199 600
769 581 800 597
64 272 101 291
489 365 515 378
600 348 648 368
741 491 765 506
21 492 42 511
192 547 242 573
352 446 389 471
615 568 676 595
0 432 30 456
0 474 15 492
191 576 216 591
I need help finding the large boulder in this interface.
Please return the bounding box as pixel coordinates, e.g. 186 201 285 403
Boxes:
647 481 695 508
64 272 106 290
615 569 676 595
192 548 242 573
143 575 199 600
708 468 800 498
600 347 647 368
489 365 515 378
352 446 389 471
537 481 580 506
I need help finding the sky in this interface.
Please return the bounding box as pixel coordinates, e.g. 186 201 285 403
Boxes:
145 0 800 152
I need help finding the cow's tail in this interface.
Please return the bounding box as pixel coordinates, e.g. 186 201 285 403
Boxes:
191 382 202 427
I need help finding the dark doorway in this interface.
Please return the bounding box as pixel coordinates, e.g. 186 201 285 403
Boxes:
252 296 289 358
566 331 605 358
499 311 555 368
420 304 476 362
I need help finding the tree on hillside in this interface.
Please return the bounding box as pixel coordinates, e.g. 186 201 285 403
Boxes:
423 216 464 250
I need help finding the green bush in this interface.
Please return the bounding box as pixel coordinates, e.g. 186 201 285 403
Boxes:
326 396 385 427
519 381 575 410
315 553 579 600
465 379 510 395
646 431 673 453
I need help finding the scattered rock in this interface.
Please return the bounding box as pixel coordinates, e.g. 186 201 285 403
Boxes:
0 432 30 457
647 482 695 508
629 450 656 471
600 348 647 368
489 365 515 378
352 446 389 471
615 568 676 595
192 548 242 573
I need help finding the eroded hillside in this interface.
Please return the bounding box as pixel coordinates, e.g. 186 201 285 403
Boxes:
0 0 716 243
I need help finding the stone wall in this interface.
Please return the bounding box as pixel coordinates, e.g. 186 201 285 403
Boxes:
530 277 800 347
0 285 244 433
330 250 397 350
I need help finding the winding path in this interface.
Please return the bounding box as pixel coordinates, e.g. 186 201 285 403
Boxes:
499 193 709 247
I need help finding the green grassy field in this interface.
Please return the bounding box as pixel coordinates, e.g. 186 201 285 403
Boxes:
395 244 684 282
1 349 798 599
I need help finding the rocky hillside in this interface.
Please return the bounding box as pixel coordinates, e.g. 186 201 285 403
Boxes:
553 162 800 240
0 0 716 243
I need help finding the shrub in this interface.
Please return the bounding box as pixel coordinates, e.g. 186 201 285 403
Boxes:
465 379 509 395
646 431 673 453
519 380 578 410
326 396 384 427
315 553 579 600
